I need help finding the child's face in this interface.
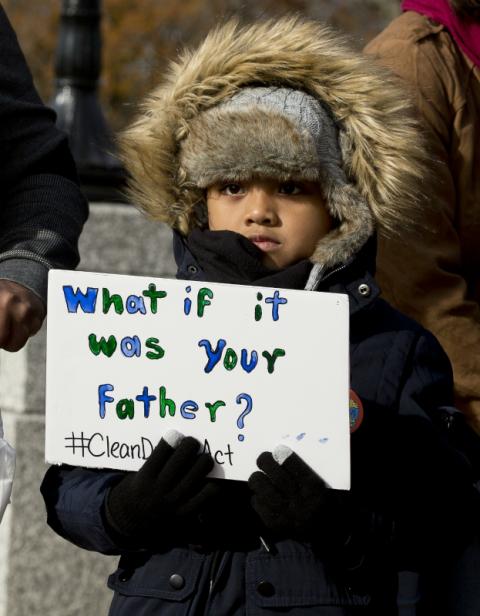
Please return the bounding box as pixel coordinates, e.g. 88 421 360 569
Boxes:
206 179 332 269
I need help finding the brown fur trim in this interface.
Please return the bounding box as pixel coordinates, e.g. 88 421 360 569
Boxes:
311 184 375 267
119 16 428 264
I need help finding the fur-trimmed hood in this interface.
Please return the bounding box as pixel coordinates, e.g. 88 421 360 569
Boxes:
119 17 429 269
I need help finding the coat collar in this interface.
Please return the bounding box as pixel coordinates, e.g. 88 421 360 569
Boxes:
173 231 380 317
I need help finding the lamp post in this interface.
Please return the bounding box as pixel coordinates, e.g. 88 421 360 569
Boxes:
51 0 125 201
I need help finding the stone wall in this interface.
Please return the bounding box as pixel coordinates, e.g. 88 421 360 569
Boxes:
0 203 176 616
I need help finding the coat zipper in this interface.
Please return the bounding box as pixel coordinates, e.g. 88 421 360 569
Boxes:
207 537 277 597
208 550 223 595
316 261 350 288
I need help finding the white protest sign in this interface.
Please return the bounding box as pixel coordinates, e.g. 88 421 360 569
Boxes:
46 270 351 489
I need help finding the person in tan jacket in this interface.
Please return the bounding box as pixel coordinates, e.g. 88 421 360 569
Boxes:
365 0 480 435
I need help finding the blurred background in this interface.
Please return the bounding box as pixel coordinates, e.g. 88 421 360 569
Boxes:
4 0 400 132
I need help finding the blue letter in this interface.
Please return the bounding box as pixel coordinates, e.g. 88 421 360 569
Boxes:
198 339 226 373
184 286 192 316
136 386 157 418
240 349 258 373
63 286 98 313
120 336 142 357
265 290 288 321
126 295 147 315
180 400 199 419
98 384 114 419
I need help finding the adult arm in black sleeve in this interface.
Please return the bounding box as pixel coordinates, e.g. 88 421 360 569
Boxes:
0 5 88 350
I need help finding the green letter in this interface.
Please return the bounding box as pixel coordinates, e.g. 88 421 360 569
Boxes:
262 348 286 374
88 334 117 357
223 348 238 371
205 400 226 423
103 288 124 314
197 287 213 317
116 399 134 419
146 337 165 360
159 386 176 418
142 284 167 314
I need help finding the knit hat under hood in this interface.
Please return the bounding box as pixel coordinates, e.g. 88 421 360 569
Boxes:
120 17 429 270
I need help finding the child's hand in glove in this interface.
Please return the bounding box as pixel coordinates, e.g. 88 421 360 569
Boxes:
105 430 218 544
248 445 350 544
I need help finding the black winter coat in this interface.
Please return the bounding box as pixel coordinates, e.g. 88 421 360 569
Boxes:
41 236 476 616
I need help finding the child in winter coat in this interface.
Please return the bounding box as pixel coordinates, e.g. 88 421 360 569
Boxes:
41 17 478 616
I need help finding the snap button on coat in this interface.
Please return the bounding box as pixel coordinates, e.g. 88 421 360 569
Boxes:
187 264 198 274
358 283 371 297
118 570 133 583
256 580 275 597
169 573 185 590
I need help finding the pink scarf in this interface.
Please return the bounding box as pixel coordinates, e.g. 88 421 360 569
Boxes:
402 0 480 67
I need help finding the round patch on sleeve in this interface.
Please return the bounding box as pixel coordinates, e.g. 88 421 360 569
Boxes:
349 390 364 433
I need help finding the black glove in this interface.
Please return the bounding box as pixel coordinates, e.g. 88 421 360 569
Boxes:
248 446 350 545
104 430 217 543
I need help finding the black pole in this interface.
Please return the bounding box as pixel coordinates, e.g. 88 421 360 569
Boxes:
52 0 125 201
